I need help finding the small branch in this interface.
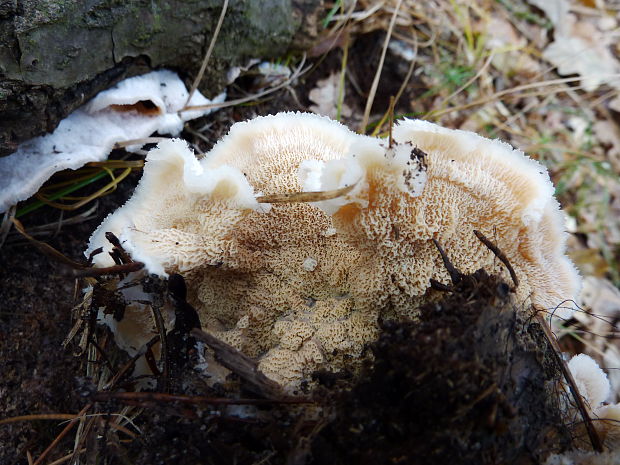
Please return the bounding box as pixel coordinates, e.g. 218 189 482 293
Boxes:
92 391 312 406
359 0 403 133
431 238 462 285
191 328 284 400
71 261 144 278
104 231 132 264
86 247 103 266
104 336 160 390
151 302 169 392
429 278 453 292
256 181 358 204
184 0 229 108
388 95 395 148
473 230 519 287
0 414 79 425
533 310 603 452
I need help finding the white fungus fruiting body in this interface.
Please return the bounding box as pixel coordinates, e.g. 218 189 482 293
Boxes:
0 70 224 213
391 120 580 315
568 353 611 411
566 354 620 451
87 112 581 390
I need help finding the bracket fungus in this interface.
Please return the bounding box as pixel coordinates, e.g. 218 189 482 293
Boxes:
87 112 580 390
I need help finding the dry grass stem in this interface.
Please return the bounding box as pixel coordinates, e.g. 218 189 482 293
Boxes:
360 0 403 133
256 181 359 204
181 54 309 113
184 0 229 108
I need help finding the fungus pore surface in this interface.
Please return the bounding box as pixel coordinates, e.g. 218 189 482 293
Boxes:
87 112 580 390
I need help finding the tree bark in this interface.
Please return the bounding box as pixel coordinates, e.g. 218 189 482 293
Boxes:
0 0 322 156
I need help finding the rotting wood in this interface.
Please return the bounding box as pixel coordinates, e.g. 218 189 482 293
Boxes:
191 328 285 401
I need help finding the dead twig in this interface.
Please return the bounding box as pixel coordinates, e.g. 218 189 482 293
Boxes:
0 414 80 425
10 218 144 277
256 181 358 204
191 328 284 400
11 218 86 269
150 301 169 392
473 230 519 288
180 54 309 113
104 336 160 390
388 95 395 148
71 262 144 278
533 308 603 453
360 0 403 133
431 238 462 285
92 391 312 406
0 205 16 249
105 231 133 264
32 404 92 465
184 0 229 108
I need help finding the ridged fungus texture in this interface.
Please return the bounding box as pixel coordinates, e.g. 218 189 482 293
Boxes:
87 113 580 390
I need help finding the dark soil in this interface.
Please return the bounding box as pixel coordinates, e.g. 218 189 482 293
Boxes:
311 270 573 465
0 177 137 463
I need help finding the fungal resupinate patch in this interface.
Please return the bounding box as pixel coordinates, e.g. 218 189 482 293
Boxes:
0 70 225 213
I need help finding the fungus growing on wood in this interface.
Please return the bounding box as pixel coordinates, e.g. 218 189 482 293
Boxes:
0 70 224 213
87 112 580 390
303 118 580 318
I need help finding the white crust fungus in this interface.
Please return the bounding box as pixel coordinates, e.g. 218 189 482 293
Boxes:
306 118 580 319
0 70 225 213
87 112 581 390
567 354 620 451
568 354 611 411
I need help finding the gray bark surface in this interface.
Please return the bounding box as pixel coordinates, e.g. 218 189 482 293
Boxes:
0 0 322 155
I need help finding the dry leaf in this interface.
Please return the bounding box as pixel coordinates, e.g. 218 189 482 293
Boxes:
568 116 589 145
604 345 620 402
569 248 610 278
526 0 569 32
594 120 620 170
609 95 620 113
581 277 620 320
529 0 620 91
